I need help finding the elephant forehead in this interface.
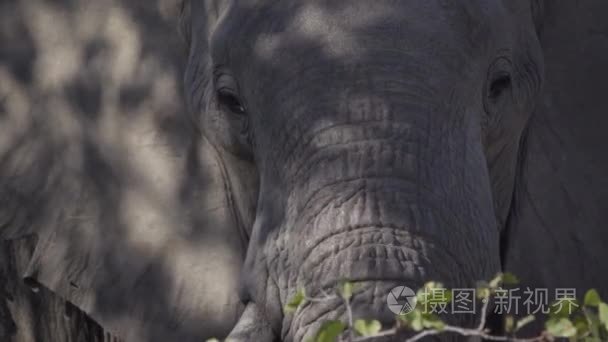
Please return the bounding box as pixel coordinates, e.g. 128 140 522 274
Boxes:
247 0 497 60
251 4 364 59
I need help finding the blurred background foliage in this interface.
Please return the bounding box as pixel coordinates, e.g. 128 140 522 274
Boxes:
0 1 224 341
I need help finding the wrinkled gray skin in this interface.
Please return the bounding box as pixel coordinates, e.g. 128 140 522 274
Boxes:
2 0 607 341
188 0 526 339
181 0 608 341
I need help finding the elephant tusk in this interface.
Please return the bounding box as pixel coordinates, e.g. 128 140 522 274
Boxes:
226 302 276 341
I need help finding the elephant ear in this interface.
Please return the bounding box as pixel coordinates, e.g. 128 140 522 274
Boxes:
15 1 255 341
504 0 608 300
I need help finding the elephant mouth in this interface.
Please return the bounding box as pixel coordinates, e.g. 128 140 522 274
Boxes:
288 279 412 341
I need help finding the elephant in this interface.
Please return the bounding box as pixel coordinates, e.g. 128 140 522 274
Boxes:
179 0 608 340
1 0 607 341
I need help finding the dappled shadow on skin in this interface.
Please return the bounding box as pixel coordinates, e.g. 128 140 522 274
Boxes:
0 0 483 341
0 0 244 341
217 2 490 340
0 0 460 340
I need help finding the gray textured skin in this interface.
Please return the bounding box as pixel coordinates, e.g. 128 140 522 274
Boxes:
502 0 608 337
0 235 116 341
182 0 608 341
0 0 606 341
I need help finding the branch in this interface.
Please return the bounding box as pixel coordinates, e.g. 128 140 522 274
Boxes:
344 295 354 341
477 297 490 330
352 324 548 342
351 328 398 341
350 296 547 342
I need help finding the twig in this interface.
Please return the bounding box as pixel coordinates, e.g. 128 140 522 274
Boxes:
477 297 490 330
344 295 354 341
352 324 548 342
404 329 441 341
350 296 547 342
352 328 398 341
309 283 550 342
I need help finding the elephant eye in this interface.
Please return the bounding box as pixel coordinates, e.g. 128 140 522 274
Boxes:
488 73 512 100
217 88 246 115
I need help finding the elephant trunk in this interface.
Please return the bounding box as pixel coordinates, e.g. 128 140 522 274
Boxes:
275 102 501 340
287 186 487 341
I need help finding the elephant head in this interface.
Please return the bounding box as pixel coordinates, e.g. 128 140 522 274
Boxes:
3 0 608 341
181 0 543 340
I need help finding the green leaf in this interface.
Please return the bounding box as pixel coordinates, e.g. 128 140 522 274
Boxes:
598 302 608 331
583 337 602 342
340 281 354 301
584 289 602 307
421 313 445 331
424 281 444 290
489 273 503 289
311 320 346 342
206 339 220 342
353 319 382 337
546 318 577 338
488 273 519 289
515 315 536 332
573 315 589 338
430 289 452 304
416 282 450 308
583 309 601 339
550 298 580 318
502 272 520 285
410 315 424 331
285 288 306 313
475 281 491 300
399 309 424 331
